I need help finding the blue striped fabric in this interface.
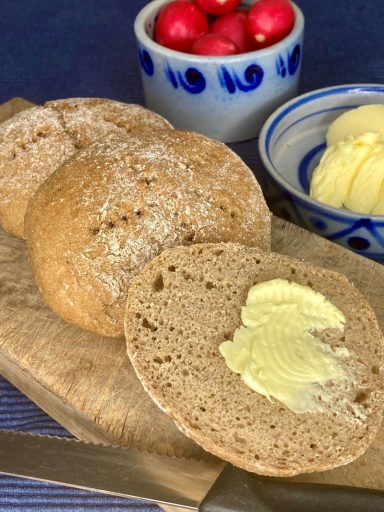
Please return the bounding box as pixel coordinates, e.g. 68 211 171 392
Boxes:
0 376 161 511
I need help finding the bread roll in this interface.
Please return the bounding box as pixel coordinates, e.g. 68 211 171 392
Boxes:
0 97 172 238
26 130 271 337
124 243 384 476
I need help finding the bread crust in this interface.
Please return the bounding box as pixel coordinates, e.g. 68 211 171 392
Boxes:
25 130 271 337
0 98 172 238
124 243 384 476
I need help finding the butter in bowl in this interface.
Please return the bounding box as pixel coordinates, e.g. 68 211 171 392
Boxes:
310 105 384 216
259 84 384 261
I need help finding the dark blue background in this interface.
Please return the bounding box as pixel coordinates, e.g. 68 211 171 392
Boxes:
0 0 383 510
1 0 381 172
1 0 383 104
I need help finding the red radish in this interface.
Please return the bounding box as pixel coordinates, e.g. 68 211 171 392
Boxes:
154 1 209 53
247 0 295 49
210 10 255 53
196 0 241 16
191 33 239 55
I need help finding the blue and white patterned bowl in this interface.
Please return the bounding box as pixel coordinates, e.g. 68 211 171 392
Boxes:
259 84 384 262
134 0 304 143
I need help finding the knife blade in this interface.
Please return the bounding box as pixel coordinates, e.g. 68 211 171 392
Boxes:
0 429 223 509
1 429 384 512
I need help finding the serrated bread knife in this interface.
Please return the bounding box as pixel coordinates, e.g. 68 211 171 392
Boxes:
1 429 384 511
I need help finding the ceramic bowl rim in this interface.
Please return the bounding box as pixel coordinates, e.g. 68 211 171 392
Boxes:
134 0 304 63
258 83 384 221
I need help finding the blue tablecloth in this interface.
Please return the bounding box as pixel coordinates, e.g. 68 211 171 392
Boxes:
1 0 384 510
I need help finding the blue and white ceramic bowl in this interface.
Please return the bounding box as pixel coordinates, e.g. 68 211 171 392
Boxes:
134 0 304 143
259 84 384 262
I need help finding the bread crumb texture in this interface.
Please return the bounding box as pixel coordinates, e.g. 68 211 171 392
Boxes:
124 243 384 476
25 130 271 337
0 97 172 238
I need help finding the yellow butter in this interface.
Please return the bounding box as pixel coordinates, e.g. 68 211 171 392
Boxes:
326 104 384 146
219 279 348 413
310 131 384 214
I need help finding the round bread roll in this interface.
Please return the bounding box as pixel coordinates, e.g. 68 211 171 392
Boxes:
25 129 271 338
124 243 384 476
0 97 172 238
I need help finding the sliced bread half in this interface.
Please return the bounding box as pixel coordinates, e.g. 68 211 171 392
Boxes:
124 243 384 476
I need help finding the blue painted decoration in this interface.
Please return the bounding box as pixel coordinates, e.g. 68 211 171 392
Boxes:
178 67 206 94
138 49 154 76
327 218 384 246
219 67 236 94
275 55 286 78
165 65 178 88
310 217 327 231
265 171 384 260
269 190 384 260
165 66 206 94
298 143 326 192
288 44 301 76
218 64 264 94
276 44 301 79
237 64 264 92
347 236 370 250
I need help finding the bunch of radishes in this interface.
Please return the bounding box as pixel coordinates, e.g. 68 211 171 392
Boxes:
154 0 295 56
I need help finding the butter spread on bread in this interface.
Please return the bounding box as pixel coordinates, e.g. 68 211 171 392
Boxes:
124 244 384 476
220 279 349 413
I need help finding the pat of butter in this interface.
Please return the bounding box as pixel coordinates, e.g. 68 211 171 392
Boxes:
219 279 348 413
310 131 384 214
327 104 384 147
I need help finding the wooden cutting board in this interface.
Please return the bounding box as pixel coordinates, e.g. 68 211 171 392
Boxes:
1 98 384 501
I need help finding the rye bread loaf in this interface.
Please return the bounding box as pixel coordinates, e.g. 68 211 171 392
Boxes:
124 243 384 476
0 97 172 238
25 130 271 338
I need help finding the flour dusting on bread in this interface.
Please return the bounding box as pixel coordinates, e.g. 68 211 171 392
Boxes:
0 98 172 238
25 129 271 337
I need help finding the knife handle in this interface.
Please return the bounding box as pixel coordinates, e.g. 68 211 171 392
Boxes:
199 464 384 512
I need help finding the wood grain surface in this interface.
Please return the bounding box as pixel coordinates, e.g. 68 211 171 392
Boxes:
1 98 384 498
